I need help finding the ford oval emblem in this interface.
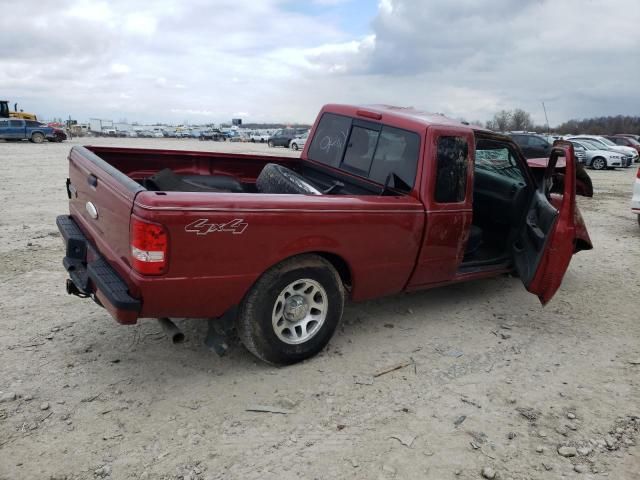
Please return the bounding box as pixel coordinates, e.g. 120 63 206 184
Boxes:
86 201 99 219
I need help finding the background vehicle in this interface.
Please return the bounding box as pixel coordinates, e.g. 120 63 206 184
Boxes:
0 100 38 121
568 135 637 166
615 134 640 141
268 128 297 147
0 118 55 143
567 139 624 170
57 104 592 365
199 129 226 141
508 133 552 159
250 132 271 143
606 135 640 158
289 131 308 151
632 167 640 227
47 127 68 143
569 140 623 170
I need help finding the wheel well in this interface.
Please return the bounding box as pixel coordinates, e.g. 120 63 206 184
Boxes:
312 252 352 291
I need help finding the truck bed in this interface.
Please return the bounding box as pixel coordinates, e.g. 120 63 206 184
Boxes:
85 145 298 190
65 145 426 323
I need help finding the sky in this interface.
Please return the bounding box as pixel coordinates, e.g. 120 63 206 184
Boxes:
1 0 638 126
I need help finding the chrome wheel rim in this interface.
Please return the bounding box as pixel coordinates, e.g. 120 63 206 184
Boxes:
593 158 605 169
272 279 327 345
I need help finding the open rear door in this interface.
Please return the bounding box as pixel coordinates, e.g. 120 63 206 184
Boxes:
513 141 577 305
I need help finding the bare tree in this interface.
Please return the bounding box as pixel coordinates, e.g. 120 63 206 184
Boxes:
511 109 534 131
490 110 512 132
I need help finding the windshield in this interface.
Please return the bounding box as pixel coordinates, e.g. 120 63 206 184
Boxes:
626 137 640 146
596 137 616 146
576 138 608 148
579 140 606 150
572 141 595 151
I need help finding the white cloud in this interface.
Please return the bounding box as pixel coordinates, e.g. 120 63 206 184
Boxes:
1 0 638 125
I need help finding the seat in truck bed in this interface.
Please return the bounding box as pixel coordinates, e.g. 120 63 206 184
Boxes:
144 168 244 193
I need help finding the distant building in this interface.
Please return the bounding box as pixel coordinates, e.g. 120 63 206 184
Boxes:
232 118 242 126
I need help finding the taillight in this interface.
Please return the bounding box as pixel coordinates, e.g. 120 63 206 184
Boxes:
130 216 168 275
637 167 640 179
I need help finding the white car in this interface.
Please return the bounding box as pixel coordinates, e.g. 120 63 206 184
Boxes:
289 132 308 151
568 140 624 170
568 135 638 166
250 132 271 143
632 166 640 227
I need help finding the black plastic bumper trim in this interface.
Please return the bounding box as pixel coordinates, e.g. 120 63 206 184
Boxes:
56 215 141 312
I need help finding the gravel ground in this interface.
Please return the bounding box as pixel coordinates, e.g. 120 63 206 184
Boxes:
0 138 639 480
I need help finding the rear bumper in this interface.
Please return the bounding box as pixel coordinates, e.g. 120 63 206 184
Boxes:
56 215 140 324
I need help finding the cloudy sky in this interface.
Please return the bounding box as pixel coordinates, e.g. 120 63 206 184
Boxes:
1 0 638 125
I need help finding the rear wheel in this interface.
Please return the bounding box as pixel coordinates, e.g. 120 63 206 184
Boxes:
31 132 44 144
291 142 298 151
237 255 345 365
591 157 606 170
268 140 274 148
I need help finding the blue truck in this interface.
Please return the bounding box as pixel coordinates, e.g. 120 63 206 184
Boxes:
0 118 66 143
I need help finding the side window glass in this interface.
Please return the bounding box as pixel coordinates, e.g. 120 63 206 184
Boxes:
435 136 469 203
531 137 548 147
369 126 420 190
342 126 379 175
0 120 8 127
515 136 529 146
9 120 22 127
307 113 352 167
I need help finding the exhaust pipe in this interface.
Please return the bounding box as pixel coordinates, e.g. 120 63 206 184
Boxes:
158 317 185 344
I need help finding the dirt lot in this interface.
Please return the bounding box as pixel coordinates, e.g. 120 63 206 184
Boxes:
0 138 639 480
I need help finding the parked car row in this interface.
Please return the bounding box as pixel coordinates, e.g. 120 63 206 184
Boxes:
508 132 639 170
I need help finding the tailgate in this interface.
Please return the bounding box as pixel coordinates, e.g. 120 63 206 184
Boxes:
67 146 144 282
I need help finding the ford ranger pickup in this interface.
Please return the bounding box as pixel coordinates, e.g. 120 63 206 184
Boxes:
57 104 592 364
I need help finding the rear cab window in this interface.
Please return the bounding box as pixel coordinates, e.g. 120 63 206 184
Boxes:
307 112 420 192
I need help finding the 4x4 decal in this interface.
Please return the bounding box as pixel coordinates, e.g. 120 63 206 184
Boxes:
185 218 248 235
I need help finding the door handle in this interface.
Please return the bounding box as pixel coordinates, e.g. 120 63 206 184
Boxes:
87 174 98 187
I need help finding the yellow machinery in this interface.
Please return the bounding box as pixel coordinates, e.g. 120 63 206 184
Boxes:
0 100 38 121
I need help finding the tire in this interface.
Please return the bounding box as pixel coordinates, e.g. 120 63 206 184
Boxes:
256 163 321 194
237 255 345 365
637 214 640 228
268 140 274 148
31 132 44 144
291 142 298 151
591 157 606 170
260 138 265 143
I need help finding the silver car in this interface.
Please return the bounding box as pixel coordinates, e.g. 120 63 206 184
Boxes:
569 140 624 170
568 136 637 166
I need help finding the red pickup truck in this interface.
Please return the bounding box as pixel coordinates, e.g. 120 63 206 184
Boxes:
57 104 592 364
